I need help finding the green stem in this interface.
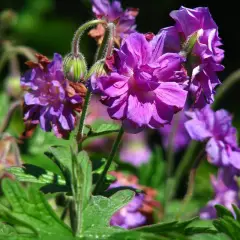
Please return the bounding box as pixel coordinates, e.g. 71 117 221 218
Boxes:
77 89 91 151
170 141 198 199
166 113 181 178
176 149 205 219
93 126 124 195
212 69 240 109
72 19 106 56
163 113 181 217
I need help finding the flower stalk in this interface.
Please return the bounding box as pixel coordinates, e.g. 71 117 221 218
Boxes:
93 126 124 195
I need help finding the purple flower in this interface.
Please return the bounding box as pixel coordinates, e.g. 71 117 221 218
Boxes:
162 7 224 107
21 53 86 138
185 106 240 169
200 167 240 219
120 132 151 166
109 172 159 229
95 32 188 133
159 109 190 152
89 0 138 43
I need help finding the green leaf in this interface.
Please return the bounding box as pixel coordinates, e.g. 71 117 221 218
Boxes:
215 205 235 219
87 121 120 138
6 164 66 185
70 150 92 234
82 190 134 231
213 205 240 240
0 179 74 239
190 233 230 240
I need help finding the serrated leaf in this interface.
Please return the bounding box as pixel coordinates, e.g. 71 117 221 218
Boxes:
7 164 66 185
82 190 134 231
87 121 120 138
0 179 74 239
70 150 92 234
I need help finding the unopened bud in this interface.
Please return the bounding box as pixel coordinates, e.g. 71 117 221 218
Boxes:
180 31 199 58
63 53 87 82
87 59 107 80
5 75 22 98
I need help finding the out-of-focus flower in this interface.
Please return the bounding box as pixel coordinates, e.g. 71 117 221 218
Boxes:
185 106 240 169
200 167 240 219
94 32 188 133
120 132 151 166
159 109 190 152
161 7 224 107
20 53 87 138
89 0 138 44
109 172 160 229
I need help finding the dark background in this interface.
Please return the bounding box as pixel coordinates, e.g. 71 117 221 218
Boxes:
1 0 239 117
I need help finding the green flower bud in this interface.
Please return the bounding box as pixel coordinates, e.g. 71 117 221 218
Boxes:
63 53 87 82
180 31 199 58
87 59 107 80
4 75 22 98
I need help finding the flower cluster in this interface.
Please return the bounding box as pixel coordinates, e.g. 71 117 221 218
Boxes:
21 53 86 138
168 7 224 107
185 106 240 170
109 172 160 229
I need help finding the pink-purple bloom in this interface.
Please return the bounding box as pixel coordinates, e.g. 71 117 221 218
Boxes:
21 53 86 138
94 32 188 133
185 106 240 169
200 167 240 219
90 0 138 43
159 109 190 152
120 132 151 166
161 7 224 107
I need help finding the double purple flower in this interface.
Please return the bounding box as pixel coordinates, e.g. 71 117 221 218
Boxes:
185 106 240 169
21 53 86 138
162 7 224 107
95 32 188 133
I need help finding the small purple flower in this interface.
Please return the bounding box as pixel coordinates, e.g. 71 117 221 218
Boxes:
161 7 224 107
185 106 240 169
94 32 188 133
120 132 151 166
200 167 240 219
110 192 147 229
89 0 138 43
21 53 86 138
159 109 190 152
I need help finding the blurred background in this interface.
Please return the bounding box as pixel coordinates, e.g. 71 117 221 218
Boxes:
0 0 239 221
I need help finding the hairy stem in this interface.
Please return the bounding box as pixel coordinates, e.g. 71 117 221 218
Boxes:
0 100 21 134
71 19 106 56
93 126 124 195
176 149 205 219
212 69 240 109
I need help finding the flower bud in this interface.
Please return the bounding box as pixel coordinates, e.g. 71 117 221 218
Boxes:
4 75 22 98
63 53 87 82
180 31 199 58
87 59 107 79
